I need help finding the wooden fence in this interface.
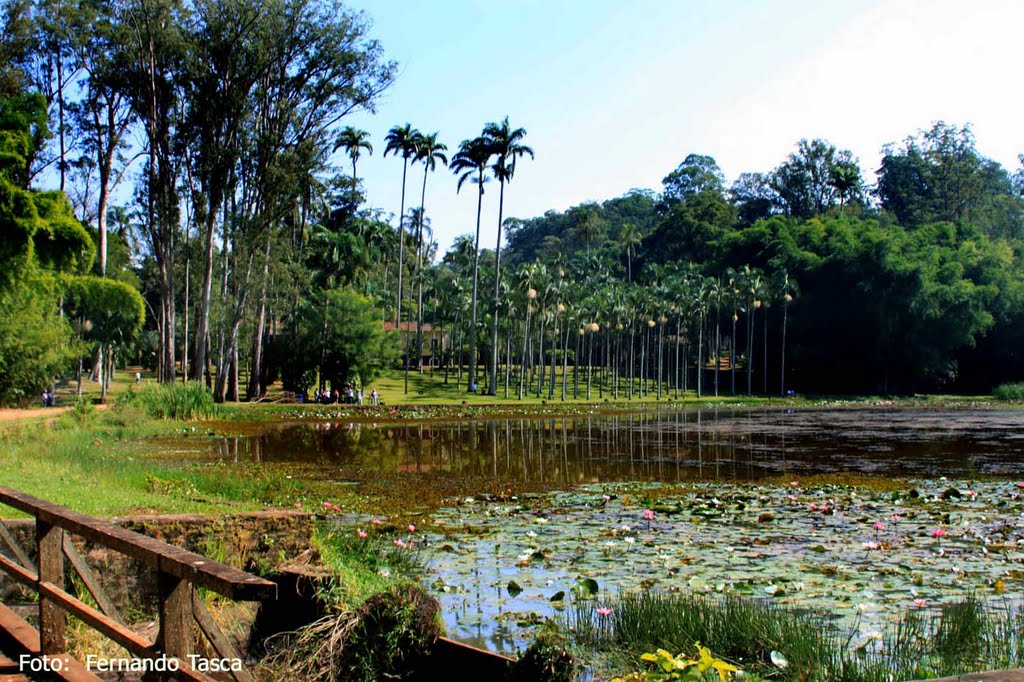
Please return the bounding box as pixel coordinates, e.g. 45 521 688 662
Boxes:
0 486 276 681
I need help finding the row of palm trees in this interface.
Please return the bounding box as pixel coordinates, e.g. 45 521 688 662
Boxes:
336 118 533 394
421 252 796 401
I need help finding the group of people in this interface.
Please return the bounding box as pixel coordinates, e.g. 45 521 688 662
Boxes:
40 390 55 407
313 386 380 406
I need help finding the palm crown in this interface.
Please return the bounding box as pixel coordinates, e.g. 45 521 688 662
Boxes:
482 116 534 182
384 123 419 160
450 136 493 193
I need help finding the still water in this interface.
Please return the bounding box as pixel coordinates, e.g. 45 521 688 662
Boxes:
214 407 1024 482
213 407 1024 656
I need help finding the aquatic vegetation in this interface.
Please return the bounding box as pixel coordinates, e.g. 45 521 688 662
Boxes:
426 478 1024 661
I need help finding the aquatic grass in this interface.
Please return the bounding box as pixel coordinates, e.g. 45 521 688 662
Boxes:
570 591 1024 681
116 381 218 420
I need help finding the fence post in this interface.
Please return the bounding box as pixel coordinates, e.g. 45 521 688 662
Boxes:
156 571 192 669
37 519 66 654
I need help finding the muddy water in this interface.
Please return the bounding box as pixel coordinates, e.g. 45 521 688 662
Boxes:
214 407 1024 482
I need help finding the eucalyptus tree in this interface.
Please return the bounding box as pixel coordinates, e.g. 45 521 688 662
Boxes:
115 0 187 382
384 123 420 330
185 0 277 383
335 125 372 187
482 117 533 395
450 136 492 392
71 1 137 278
218 0 395 399
411 131 447 383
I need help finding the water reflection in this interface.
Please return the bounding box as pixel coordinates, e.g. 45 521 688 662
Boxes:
211 408 1024 482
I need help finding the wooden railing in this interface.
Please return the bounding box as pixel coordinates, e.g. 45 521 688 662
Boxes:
0 486 276 681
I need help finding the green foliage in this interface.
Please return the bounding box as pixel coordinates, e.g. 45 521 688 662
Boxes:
508 627 580 682
0 270 78 405
63 275 146 346
717 215 1002 392
993 382 1024 400
281 286 396 391
116 382 218 420
614 645 739 682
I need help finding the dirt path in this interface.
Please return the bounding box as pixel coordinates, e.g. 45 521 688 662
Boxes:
0 404 108 427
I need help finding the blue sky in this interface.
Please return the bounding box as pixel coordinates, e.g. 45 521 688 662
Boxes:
339 0 1024 257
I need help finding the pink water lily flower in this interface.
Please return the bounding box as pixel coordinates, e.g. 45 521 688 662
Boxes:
931 528 947 538
408 524 417 533
371 518 382 525
913 598 928 607
394 539 408 548
357 529 368 539
642 509 656 521
596 607 613 617
873 521 886 531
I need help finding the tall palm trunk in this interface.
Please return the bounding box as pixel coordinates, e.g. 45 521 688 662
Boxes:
518 304 531 400
467 175 484 392
395 158 409 328
489 182 506 395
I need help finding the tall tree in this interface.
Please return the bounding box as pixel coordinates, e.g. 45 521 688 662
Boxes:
335 125 372 188
384 123 419 336
410 130 446 390
450 135 492 392
482 116 533 395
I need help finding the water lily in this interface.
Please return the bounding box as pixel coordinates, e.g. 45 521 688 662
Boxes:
931 528 947 538
294 502 302 509
372 518 382 525
357 529 368 539
913 598 928 607
642 509 656 521
596 607 613 617
408 524 416 533
872 521 886 531
394 539 408 548
862 541 880 550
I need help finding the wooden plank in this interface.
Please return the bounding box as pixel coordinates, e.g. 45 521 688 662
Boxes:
191 593 252 682
62 535 122 622
0 522 35 573
38 581 153 658
0 552 37 587
0 602 100 682
0 487 274 601
37 520 65 655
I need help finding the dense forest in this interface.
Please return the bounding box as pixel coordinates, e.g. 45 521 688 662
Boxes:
2 0 1024 405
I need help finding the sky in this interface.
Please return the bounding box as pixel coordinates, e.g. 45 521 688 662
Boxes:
338 0 1024 258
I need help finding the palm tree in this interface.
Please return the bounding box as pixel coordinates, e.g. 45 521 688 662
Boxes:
384 124 420 332
450 136 493 392
619 223 643 283
410 132 447 392
482 117 533 395
335 126 373 188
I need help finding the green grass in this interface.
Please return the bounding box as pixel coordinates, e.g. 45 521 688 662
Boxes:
0 407 325 516
570 591 1024 681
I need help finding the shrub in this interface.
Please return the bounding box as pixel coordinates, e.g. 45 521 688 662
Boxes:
993 382 1024 400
